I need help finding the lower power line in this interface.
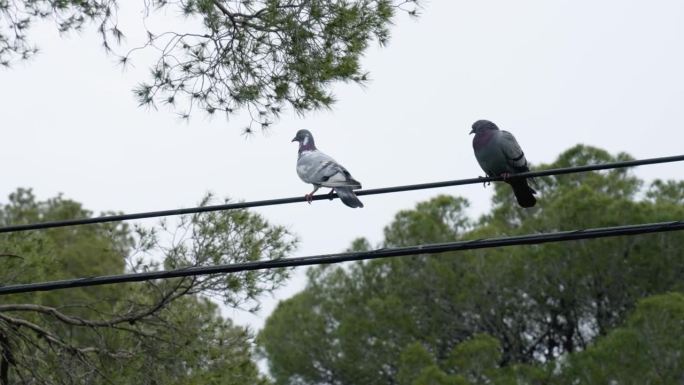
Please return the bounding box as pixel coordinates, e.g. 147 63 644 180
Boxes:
0 220 682 295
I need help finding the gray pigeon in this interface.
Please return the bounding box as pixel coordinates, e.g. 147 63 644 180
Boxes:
291 129 364 208
470 120 536 208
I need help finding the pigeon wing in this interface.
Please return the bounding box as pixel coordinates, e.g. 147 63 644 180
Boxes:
499 130 529 172
297 150 361 189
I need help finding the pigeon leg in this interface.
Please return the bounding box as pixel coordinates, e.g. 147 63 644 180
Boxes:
500 172 512 181
305 186 320 204
327 189 335 200
478 176 491 188
304 194 313 204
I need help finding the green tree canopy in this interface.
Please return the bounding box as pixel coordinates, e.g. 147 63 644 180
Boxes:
0 0 419 127
258 145 684 385
560 292 684 384
0 188 297 384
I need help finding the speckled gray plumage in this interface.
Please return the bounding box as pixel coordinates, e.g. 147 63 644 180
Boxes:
292 130 363 208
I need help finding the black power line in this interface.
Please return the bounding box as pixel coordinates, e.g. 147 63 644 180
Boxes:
0 154 682 234
0 220 681 295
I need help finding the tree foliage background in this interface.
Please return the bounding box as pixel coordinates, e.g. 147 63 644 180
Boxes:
0 0 419 127
0 189 297 384
258 145 684 385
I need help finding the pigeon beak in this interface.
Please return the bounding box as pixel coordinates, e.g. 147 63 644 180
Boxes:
291 137 298 142
469 128 475 135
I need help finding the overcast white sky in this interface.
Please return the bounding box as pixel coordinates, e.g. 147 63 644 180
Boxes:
2 0 684 330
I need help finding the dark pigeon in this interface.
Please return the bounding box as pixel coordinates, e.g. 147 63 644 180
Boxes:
470 120 537 208
291 129 364 208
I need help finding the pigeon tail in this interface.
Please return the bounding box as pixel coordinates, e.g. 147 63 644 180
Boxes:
509 178 537 208
335 187 364 208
